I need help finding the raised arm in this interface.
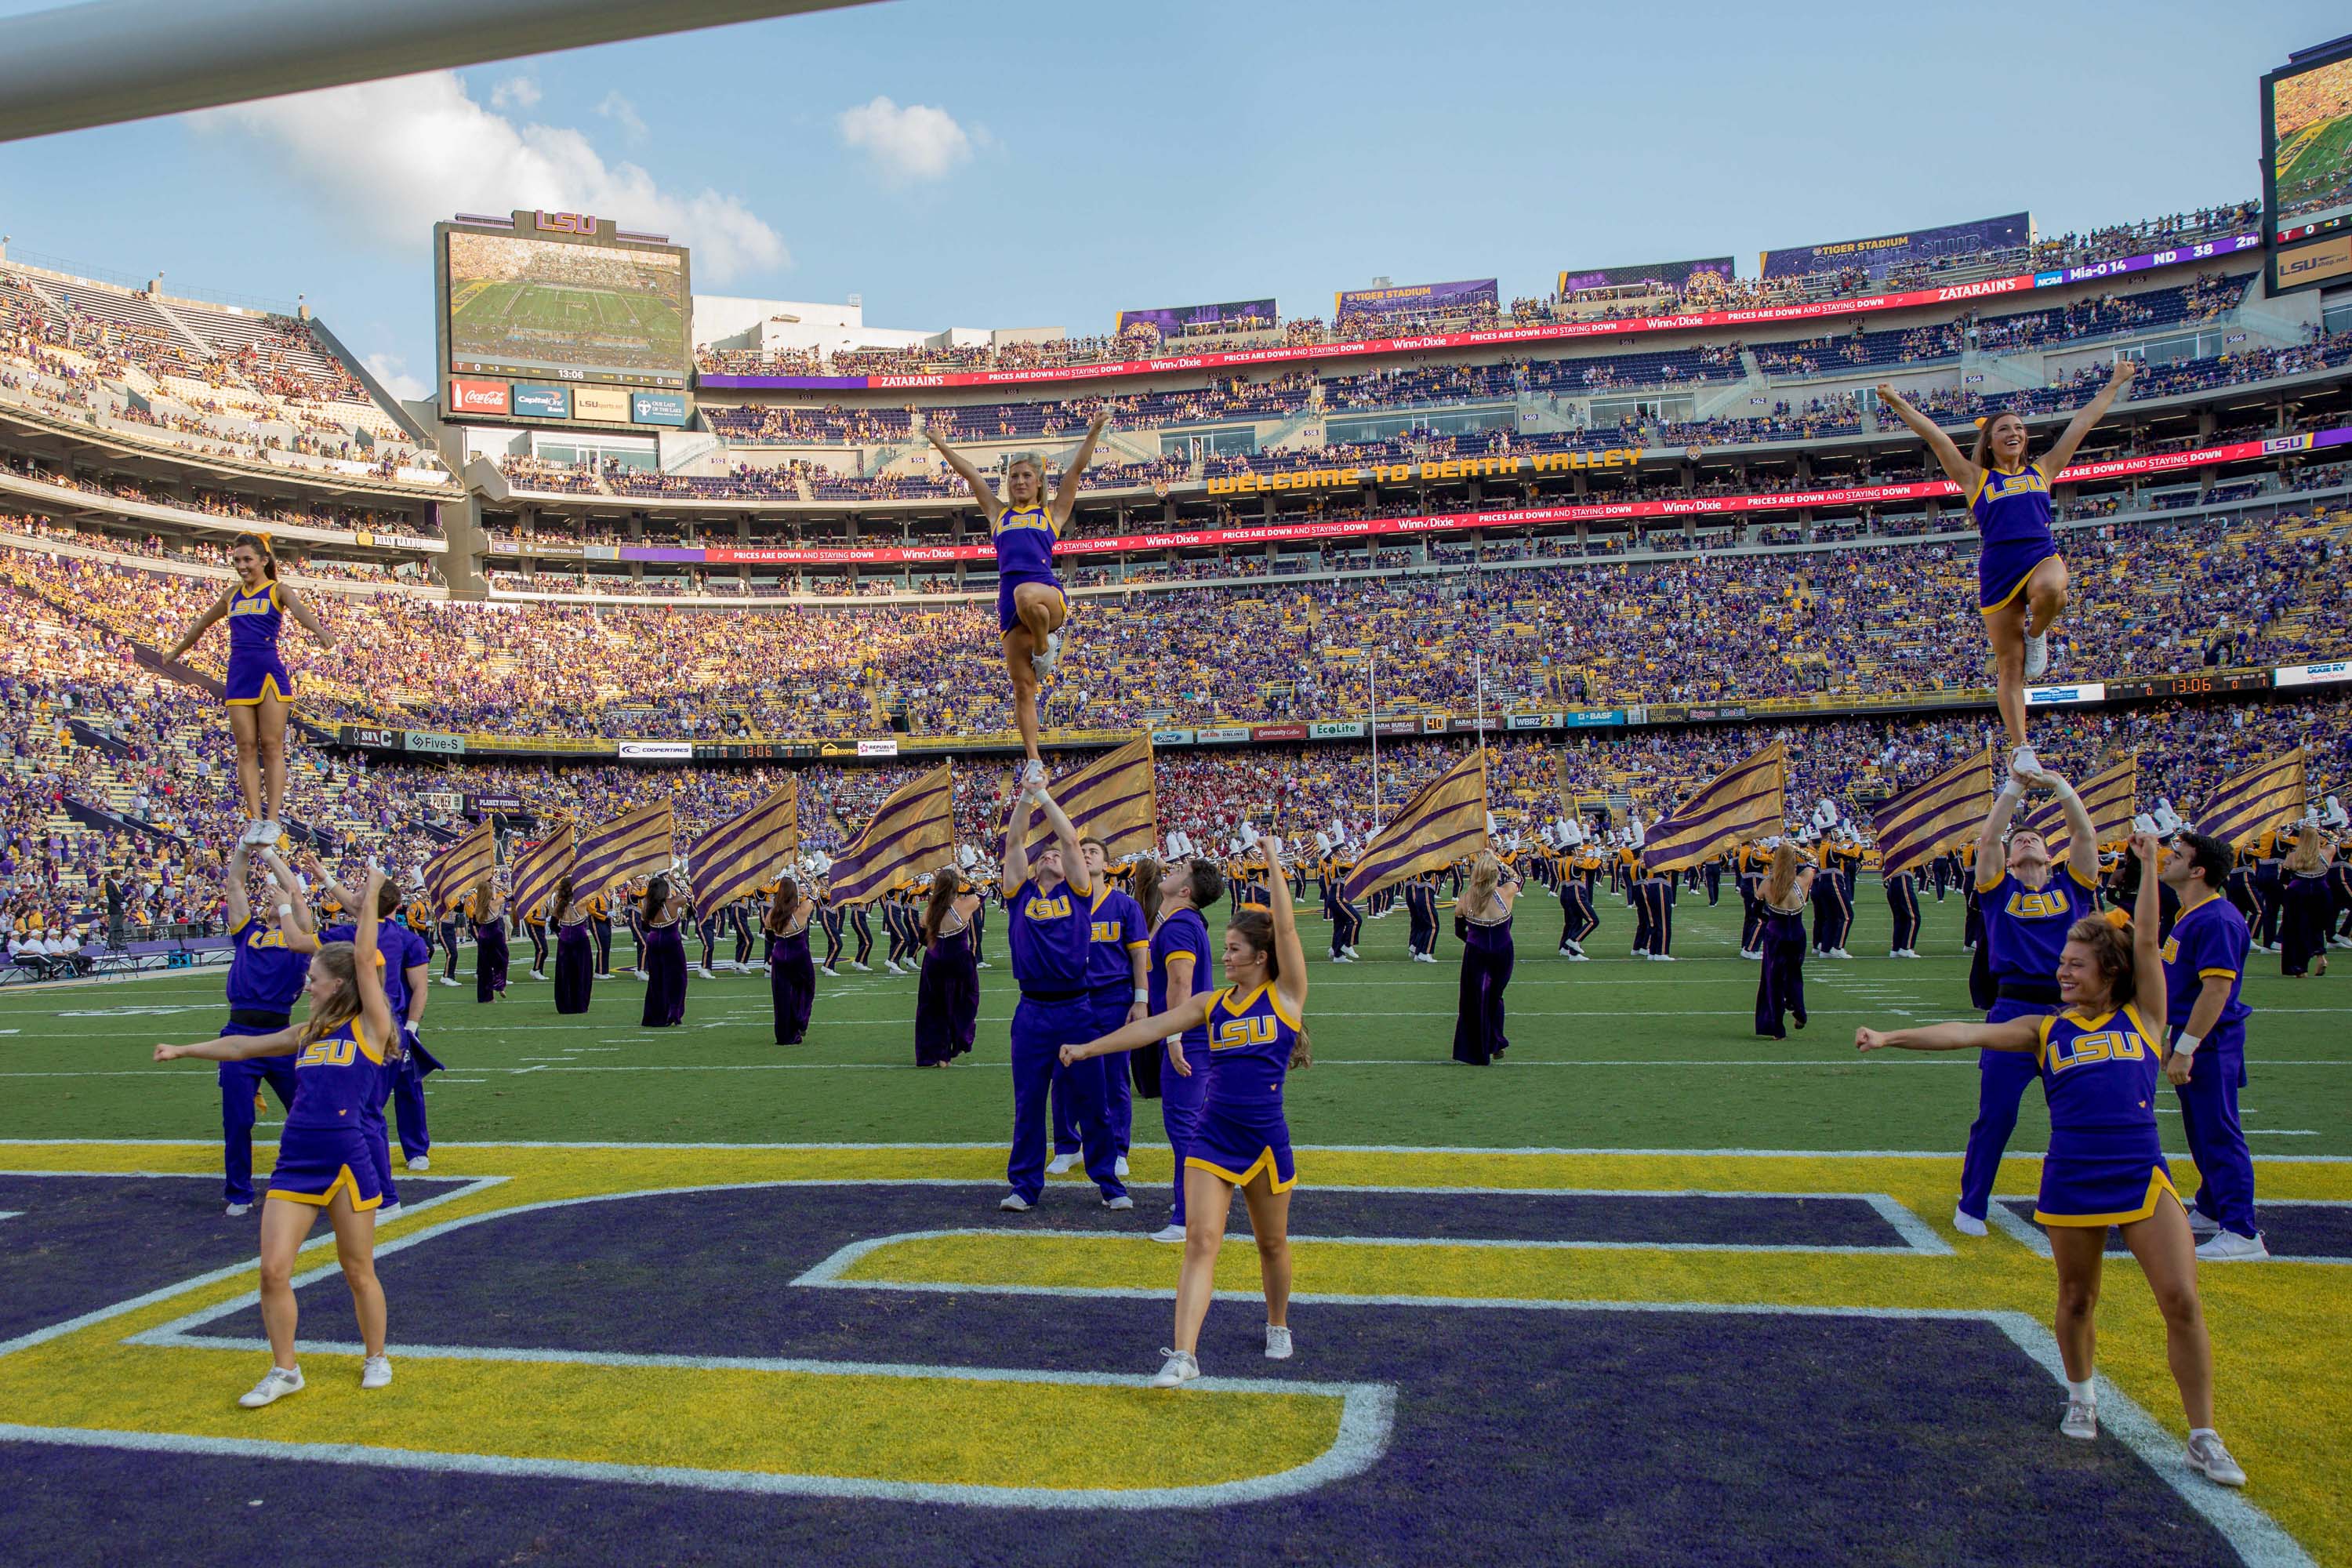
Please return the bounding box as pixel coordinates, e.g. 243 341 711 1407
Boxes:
2127 833 2165 1035
259 848 314 936
2038 357 2138 478
223 842 254 930
1062 989 1218 1063
1001 788 1034 892
1976 759 2029 886
1051 410 1112 518
1876 383 1976 490
1855 1018 2042 1054
1035 786 1089 898
354 869 394 1046
922 425 1004 523
1261 833 1308 1014
276 581 334 650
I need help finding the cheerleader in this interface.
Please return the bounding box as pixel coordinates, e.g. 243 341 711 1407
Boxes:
550 877 594 1015
766 877 816 1046
1955 757 2102 1236
154 867 400 1407
162 532 332 848
1876 360 2136 766
212 842 310 1216
302 869 439 1202
1857 836 2248 1487
1453 851 1519 1066
924 411 1112 782
466 874 508 1004
2156 830 2264 1260
913 869 982 1066
1062 835 1307 1385
638 875 689 1028
1754 843 1816 1040
1134 855 1223 1242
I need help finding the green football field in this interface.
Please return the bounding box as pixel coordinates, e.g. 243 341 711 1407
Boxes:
448 278 682 367
2277 108 2352 216
5 887 2345 1157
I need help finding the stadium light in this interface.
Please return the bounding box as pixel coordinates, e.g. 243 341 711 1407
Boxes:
0 0 882 143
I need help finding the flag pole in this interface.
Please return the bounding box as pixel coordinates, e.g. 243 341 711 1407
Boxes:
1370 648 1383 826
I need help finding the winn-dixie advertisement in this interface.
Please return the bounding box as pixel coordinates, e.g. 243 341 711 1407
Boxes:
700 234 2257 393
616 426 2345 566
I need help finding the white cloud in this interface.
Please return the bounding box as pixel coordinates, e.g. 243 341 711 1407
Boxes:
362 352 428 402
836 95 975 183
198 71 788 282
488 75 540 111
597 91 648 144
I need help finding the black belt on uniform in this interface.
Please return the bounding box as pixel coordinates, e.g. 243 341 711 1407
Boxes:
1995 981 2062 1006
227 1007 291 1029
1018 987 1084 1004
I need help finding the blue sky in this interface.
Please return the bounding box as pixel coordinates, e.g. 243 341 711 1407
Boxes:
0 0 2344 398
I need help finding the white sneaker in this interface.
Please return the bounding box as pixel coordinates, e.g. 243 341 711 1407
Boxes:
632 969 648 981
1114 1155 1131 1178
2186 1431 2247 1486
360 1354 392 1390
1829 948 1853 960
1023 758 1047 787
1342 946 1359 959
2022 630 2049 681
1953 1206 1989 1238
1567 951 1589 961
1265 1324 1293 1360
1652 953 1675 962
2011 742 2041 778
975 960 993 969
1330 953 1353 964
1103 1194 1134 1211
998 1192 1032 1213
1046 1153 1077 1175
224 1202 251 1218
529 970 547 981
1149 1348 1200 1389
2060 1399 2098 1441
820 966 840 978
1034 632 1061 678
406 1154 430 1172
238 1366 304 1408
851 961 872 972
435 977 459 988
2185 1208 2221 1236
2195 1231 2270 1261
1150 1224 1186 1243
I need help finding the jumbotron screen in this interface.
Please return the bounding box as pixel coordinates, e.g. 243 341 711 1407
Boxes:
2264 43 2352 292
440 212 691 390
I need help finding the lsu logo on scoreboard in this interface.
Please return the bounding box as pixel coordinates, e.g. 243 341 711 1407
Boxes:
535 210 601 237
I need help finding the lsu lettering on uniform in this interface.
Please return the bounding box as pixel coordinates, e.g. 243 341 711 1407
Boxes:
1186 984 1303 1193
1970 459 2057 615
2161 894 2260 1239
2030 1004 2176 1228
1957 856 2100 1221
222 580 296 706
992 504 1067 634
218 914 309 1207
1004 877 1126 1203
265 1016 387 1211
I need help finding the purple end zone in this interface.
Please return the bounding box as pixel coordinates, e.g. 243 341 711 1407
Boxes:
0 1183 2239 1566
1998 1197 2352 1260
1240 1188 1909 1247
0 1173 470 1345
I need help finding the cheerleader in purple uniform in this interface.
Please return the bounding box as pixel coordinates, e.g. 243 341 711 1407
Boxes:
162 532 332 848
924 411 1111 784
1875 362 2135 770
1065 835 1307 1386
1857 836 2248 1488
154 867 400 1408
766 877 816 1046
1134 855 1223 1243
913 869 983 1066
212 841 310 1215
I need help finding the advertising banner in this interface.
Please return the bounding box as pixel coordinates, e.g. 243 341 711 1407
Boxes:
1374 718 1422 738
1250 723 1309 742
617 741 693 760
1761 212 2031 280
1114 299 1278 341
1150 727 1196 746
1309 720 1367 739
447 378 510 417
574 386 631 423
2024 683 2108 707
1336 279 1498 319
405 731 466 756
511 383 572 419
856 738 900 757
338 725 399 749
1196 726 1252 744
631 391 691 426
1505 712 1563 731
1562 710 1627 728
1557 257 1736 295
2274 659 2352 688
466 793 524 814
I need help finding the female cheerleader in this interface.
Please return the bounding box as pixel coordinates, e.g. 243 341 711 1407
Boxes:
1135 855 1223 1243
639 875 690 1028
1857 835 2247 1487
913 869 982 1066
1453 850 1519 1066
154 867 399 1406
214 841 311 1216
924 411 1112 782
1876 358 2136 767
765 877 816 1045
550 877 594 1015
1753 842 1816 1040
1955 757 2101 1236
162 532 332 848
1063 835 1305 1385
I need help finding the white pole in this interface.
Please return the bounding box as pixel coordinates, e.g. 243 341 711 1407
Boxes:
1370 649 1382 826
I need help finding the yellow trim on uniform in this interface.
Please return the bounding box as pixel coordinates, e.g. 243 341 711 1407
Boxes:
1977 568 2034 617
2035 1163 2178 1229
266 1161 382 1211
223 673 297 708
1185 1146 1298 1194
1265 985 1304 1032
1966 466 1991 507
2198 967 2238 981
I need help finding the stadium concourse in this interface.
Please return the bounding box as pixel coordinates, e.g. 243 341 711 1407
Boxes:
4 191 2352 1568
